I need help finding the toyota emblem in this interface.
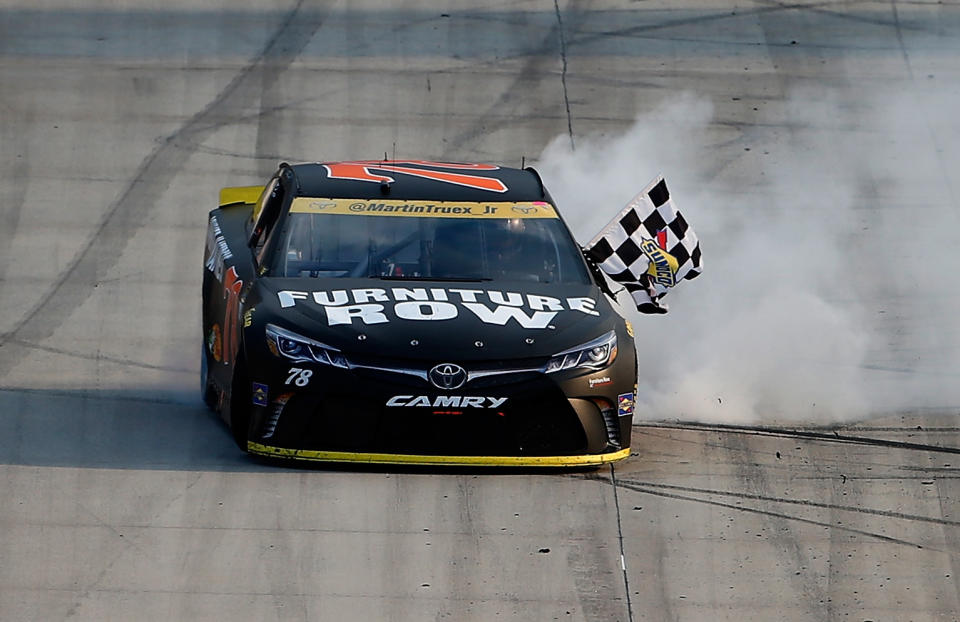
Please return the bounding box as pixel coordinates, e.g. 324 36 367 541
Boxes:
428 363 467 390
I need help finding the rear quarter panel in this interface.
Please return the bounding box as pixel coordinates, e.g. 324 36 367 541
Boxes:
202 198 258 409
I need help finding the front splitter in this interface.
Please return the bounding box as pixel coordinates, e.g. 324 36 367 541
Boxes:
247 441 630 467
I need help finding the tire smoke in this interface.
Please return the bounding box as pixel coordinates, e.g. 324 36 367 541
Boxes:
537 86 960 424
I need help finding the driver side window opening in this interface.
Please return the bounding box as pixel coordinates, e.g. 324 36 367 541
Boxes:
250 176 286 266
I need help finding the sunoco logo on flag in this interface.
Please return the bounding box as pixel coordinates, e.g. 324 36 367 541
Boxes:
583 175 702 314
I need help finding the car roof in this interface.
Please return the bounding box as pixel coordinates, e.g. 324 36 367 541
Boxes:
288 161 550 203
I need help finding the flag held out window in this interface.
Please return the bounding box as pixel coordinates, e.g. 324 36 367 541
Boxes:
583 175 702 314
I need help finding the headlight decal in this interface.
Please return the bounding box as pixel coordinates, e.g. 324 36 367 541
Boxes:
545 330 617 373
265 323 350 368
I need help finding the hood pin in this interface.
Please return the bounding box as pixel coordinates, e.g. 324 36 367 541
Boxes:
357 334 367 341
410 339 419 346
525 338 534 345
474 340 484 348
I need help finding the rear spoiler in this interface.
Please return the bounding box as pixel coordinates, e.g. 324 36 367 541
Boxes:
218 185 264 208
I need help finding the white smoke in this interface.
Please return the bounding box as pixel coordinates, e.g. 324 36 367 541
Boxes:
537 85 960 424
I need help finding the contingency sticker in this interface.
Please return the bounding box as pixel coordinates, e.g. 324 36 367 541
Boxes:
617 392 634 417
252 382 269 407
289 197 559 219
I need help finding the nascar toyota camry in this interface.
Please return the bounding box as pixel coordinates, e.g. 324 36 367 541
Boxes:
201 160 638 466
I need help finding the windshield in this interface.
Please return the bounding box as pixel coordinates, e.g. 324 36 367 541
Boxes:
270 199 591 284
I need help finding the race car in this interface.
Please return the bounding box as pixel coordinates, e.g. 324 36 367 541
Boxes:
201 160 637 466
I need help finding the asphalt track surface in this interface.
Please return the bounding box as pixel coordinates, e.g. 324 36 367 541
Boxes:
1 1 959 620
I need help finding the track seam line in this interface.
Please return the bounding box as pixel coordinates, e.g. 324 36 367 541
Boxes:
609 464 634 622
553 0 576 150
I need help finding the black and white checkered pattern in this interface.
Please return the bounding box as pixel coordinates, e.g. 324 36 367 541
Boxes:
583 176 702 314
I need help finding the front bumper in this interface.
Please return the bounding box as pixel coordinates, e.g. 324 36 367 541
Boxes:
247 442 630 467
244 327 637 465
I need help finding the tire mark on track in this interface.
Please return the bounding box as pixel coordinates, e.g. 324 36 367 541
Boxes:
1 338 190 373
727 436 831 619
615 480 960 527
0 105 31 313
568 0 931 49
252 7 329 179
614 479 931 550
61 471 207 619
935 478 960 613
0 387 197 407
439 4 591 158
640 421 960 454
0 0 330 379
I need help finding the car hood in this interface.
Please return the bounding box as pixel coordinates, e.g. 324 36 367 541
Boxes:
252 277 620 362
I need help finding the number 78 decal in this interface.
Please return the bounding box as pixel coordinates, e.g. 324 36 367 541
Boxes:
285 367 313 386
323 161 508 193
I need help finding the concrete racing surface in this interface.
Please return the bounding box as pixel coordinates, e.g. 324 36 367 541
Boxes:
1 1 959 620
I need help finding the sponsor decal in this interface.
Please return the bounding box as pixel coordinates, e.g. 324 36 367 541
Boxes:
276 287 599 328
204 216 233 283
639 238 679 288
208 324 223 362
243 309 254 328
323 161 508 192
617 392 634 417
206 214 244 364
386 395 508 409
289 197 557 219
624 320 634 338
222 266 244 364
589 376 612 388
252 382 269 407
656 228 668 251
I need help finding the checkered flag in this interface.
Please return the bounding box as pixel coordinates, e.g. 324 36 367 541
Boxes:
583 175 701 314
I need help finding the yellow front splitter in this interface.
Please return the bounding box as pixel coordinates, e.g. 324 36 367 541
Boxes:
248 441 629 467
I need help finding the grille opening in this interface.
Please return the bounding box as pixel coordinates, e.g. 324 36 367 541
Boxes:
592 397 621 449
267 393 588 456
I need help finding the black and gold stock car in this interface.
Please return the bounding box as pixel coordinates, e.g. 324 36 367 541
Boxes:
201 161 637 466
